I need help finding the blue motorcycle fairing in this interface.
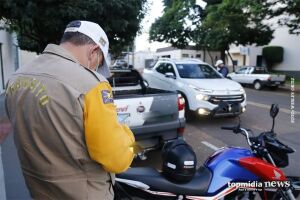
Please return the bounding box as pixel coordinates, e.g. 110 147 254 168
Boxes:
204 147 259 195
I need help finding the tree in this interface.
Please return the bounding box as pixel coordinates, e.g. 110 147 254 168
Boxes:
0 0 147 55
149 0 196 48
262 46 284 70
149 0 274 70
268 0 300 35
199 0 273 62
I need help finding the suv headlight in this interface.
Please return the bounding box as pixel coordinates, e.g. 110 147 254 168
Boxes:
196 94 210 101
239 87 245 93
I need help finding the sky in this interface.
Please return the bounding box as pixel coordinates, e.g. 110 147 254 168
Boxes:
135 0 206 52
134 0 166 52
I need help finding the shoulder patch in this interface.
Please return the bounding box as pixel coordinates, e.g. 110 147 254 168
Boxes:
101 90 114 104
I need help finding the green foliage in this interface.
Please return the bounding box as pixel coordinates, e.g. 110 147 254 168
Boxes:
268 0 300 35
201 0 273 49
149 0 274 61
149 0 196 48
0 0 147 55
262 46 284 69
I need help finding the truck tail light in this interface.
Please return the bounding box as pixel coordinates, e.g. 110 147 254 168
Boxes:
177 127 185 135
267 76 271 81
178 94 185 111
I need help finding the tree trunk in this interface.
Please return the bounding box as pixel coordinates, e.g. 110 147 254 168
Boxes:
221 50 226 62
226 50 235 72
207 50 214 67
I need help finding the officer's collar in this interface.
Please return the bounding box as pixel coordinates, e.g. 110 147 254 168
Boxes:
43 44 79 64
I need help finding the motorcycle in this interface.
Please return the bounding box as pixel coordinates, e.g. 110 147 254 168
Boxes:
115 104 300 200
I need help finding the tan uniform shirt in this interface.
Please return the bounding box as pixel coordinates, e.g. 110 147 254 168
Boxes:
5 44 135 200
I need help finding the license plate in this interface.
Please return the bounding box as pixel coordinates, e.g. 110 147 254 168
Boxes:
275 82 280 85
228 104 241 113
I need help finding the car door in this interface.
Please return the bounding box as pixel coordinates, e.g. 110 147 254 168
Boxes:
231 67 248 83
162 63 177 91
244 67 255 84
152 62 176 91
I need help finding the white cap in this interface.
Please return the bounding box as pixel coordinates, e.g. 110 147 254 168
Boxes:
64 20 110 77
215 60 224 66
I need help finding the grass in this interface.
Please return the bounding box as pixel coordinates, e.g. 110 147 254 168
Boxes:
285 76 300 86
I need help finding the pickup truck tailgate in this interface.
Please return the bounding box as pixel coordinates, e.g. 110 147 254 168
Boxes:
271 74 286 82
115 92 179 128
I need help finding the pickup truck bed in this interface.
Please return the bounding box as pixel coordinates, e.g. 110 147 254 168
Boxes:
227 66 286 90
108 69 185 150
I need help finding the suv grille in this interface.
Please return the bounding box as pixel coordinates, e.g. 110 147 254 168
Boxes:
209 94 245 105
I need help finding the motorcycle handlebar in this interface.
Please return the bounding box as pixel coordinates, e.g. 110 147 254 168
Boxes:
221 126 241 134
221 126 252 146
221 126 236 130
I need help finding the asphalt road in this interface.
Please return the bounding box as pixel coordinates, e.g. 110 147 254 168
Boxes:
134 87 300 178
2 86 300 199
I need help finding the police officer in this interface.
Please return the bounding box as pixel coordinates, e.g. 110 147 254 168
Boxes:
5 20 135 200
215 59 229 77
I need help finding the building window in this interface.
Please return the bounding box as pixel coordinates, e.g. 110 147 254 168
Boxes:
233 60 238 67
196 54 201 58
256 55 263 67
13 44 19 70
182 54 189 58
161 55 170 58
0 43 5 90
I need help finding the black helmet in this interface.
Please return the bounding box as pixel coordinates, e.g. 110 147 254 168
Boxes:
162 140 197 183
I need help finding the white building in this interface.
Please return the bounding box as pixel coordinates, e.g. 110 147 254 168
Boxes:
0 30 37 93
129 46 221 72
227 26 300 77
128 50 156 70
155 46 221 66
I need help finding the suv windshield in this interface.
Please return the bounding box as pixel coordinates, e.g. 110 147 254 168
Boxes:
176 64 222 79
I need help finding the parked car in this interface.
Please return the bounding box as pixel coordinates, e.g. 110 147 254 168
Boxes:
108 69 185 153
143 58 247 117
227 66 286 90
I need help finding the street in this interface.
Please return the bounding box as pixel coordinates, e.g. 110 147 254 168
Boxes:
133 87 300 177
2 87 300 199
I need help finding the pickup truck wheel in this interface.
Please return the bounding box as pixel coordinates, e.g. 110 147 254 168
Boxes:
254 81 262 90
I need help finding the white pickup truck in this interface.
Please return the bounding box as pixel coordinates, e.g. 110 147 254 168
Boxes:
108 69 185 152
143 59 247 117
227 66 286 90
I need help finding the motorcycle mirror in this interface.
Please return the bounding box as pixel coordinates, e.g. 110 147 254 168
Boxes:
270 104 279 119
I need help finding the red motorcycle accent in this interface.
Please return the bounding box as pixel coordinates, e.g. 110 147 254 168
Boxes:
239 157 287 181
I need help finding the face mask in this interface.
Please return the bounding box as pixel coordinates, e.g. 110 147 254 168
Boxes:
87 50 100 72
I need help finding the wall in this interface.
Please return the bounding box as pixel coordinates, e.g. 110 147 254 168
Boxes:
0 30 37 93
270 26 300 73
228 25 300 77
0 31 17 93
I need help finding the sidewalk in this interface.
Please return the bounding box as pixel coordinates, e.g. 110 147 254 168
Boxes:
0 147 6 200
0 93 31 200
0 93 7 200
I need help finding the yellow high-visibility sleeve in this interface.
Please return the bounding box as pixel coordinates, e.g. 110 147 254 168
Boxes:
84 82 135 173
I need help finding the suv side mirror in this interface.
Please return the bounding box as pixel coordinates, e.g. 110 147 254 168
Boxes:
270 104 279 119
165 72 176 79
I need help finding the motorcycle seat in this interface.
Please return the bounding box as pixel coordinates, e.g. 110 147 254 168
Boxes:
117 166 212 196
